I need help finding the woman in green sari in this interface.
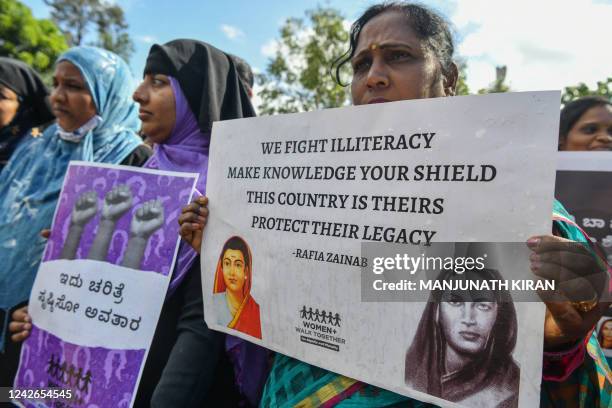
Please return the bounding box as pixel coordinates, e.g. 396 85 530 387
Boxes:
178 2 611 406
257 3 611 407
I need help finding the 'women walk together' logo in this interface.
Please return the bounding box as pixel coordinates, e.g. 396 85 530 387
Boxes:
296 305 346 352
299 305 342 327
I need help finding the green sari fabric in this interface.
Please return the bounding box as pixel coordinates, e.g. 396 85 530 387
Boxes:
539 201 612 408
259 353 422 407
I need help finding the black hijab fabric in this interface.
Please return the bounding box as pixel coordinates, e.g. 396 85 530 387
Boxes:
0 57 54 166
0 57 53 126
144 39 256 133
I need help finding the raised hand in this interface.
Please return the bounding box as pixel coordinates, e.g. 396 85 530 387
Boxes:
121 199 166 269
528 234 611 349
71 191 98 226
88 184 133 261
178 196 208 253
61 191 98 259
102 184 133 221
130 199 165 238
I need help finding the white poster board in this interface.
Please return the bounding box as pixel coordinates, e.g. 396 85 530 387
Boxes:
201 92 561 407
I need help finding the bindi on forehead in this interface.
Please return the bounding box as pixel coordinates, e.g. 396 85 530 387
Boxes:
224 249 245 261
357 11 422 50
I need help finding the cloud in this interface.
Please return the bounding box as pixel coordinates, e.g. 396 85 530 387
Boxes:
136 35 156 44
221 24 244 40
261 39 279 58
449 0 612 91
260 26 313 63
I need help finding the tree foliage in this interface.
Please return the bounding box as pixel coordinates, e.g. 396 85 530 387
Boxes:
0 0 68 76
258 6 610 111
257 7 351 114
562 77 611 105
44 0 134 62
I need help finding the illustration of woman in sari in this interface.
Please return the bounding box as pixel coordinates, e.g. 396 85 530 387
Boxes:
212 236 262 339
405 267 519 407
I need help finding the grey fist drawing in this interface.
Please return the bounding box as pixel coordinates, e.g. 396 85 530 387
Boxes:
130 199 165 238
71 191 99 226
102 184 133 221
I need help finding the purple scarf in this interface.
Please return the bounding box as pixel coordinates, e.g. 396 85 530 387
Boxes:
144 77 208 295
145 74 270 405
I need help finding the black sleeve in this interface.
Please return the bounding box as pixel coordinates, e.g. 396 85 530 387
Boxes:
120 144 153 167
143 261 240 408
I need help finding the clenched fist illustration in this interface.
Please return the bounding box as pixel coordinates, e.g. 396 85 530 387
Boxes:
130 199 165 238
102 184 133 221
71 191 98 226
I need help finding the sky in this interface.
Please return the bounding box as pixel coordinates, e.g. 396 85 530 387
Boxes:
24 0 612 102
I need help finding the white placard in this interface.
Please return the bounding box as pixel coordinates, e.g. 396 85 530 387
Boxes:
201 92 561 407
29 260 168 349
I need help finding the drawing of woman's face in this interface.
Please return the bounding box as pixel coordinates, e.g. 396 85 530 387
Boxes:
439 300 498 355
222 248 247 295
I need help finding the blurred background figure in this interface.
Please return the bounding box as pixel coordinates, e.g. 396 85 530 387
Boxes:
0 57 55 170
230 54 254 99
559 96 612 151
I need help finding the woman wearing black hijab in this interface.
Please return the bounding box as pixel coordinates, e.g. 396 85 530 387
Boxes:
0 57 54 169
133 39 257 407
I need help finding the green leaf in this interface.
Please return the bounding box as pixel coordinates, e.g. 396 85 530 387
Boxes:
0 0 68 77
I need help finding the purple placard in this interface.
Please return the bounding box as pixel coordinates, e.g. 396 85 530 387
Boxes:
43 164 195 275
15 163 198 408
15 324 145 408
